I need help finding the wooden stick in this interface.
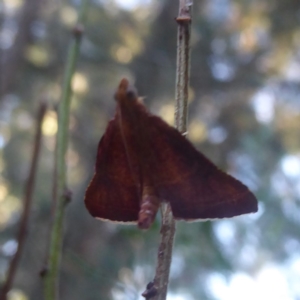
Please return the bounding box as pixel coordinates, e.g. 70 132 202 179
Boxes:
142 1 193 299
0 102 47 300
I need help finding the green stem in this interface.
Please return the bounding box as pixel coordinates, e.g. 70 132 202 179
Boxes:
43 1 89 299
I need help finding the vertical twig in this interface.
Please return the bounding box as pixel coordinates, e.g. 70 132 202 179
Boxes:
175 0 192 133
150 203 176 300
0 102 47 300
43 1 89 299
143 1 193 300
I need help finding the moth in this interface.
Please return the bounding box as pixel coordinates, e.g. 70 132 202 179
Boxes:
85 79 258 229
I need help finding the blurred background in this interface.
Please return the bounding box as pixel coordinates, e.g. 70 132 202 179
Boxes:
1 0 300 299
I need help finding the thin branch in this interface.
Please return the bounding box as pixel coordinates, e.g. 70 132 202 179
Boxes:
143 1 193 300
0 102 47 300
43 1 89 299
175 0 192 133
150 203 176 300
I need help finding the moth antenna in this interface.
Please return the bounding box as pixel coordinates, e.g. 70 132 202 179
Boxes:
138 96 146 103
182 131 188 136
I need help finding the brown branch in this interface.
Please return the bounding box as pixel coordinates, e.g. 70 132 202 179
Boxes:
142 1 193 300
0 102 47 300
175 0 192 133
146 204 176 300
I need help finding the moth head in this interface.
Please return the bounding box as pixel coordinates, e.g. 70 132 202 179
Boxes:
114 78 137 103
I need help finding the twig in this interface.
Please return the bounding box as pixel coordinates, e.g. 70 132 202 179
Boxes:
143 1 193 300
0 102 47 300
175 0 192 132
43 1 89 299
147 204 176 300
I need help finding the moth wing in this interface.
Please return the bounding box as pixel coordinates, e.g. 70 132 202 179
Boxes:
147 115 258 220
85 118 140 223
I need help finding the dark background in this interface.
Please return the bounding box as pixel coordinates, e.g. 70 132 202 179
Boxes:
1 0 300 299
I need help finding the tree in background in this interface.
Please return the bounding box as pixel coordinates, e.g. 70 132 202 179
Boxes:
1 0 300 299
